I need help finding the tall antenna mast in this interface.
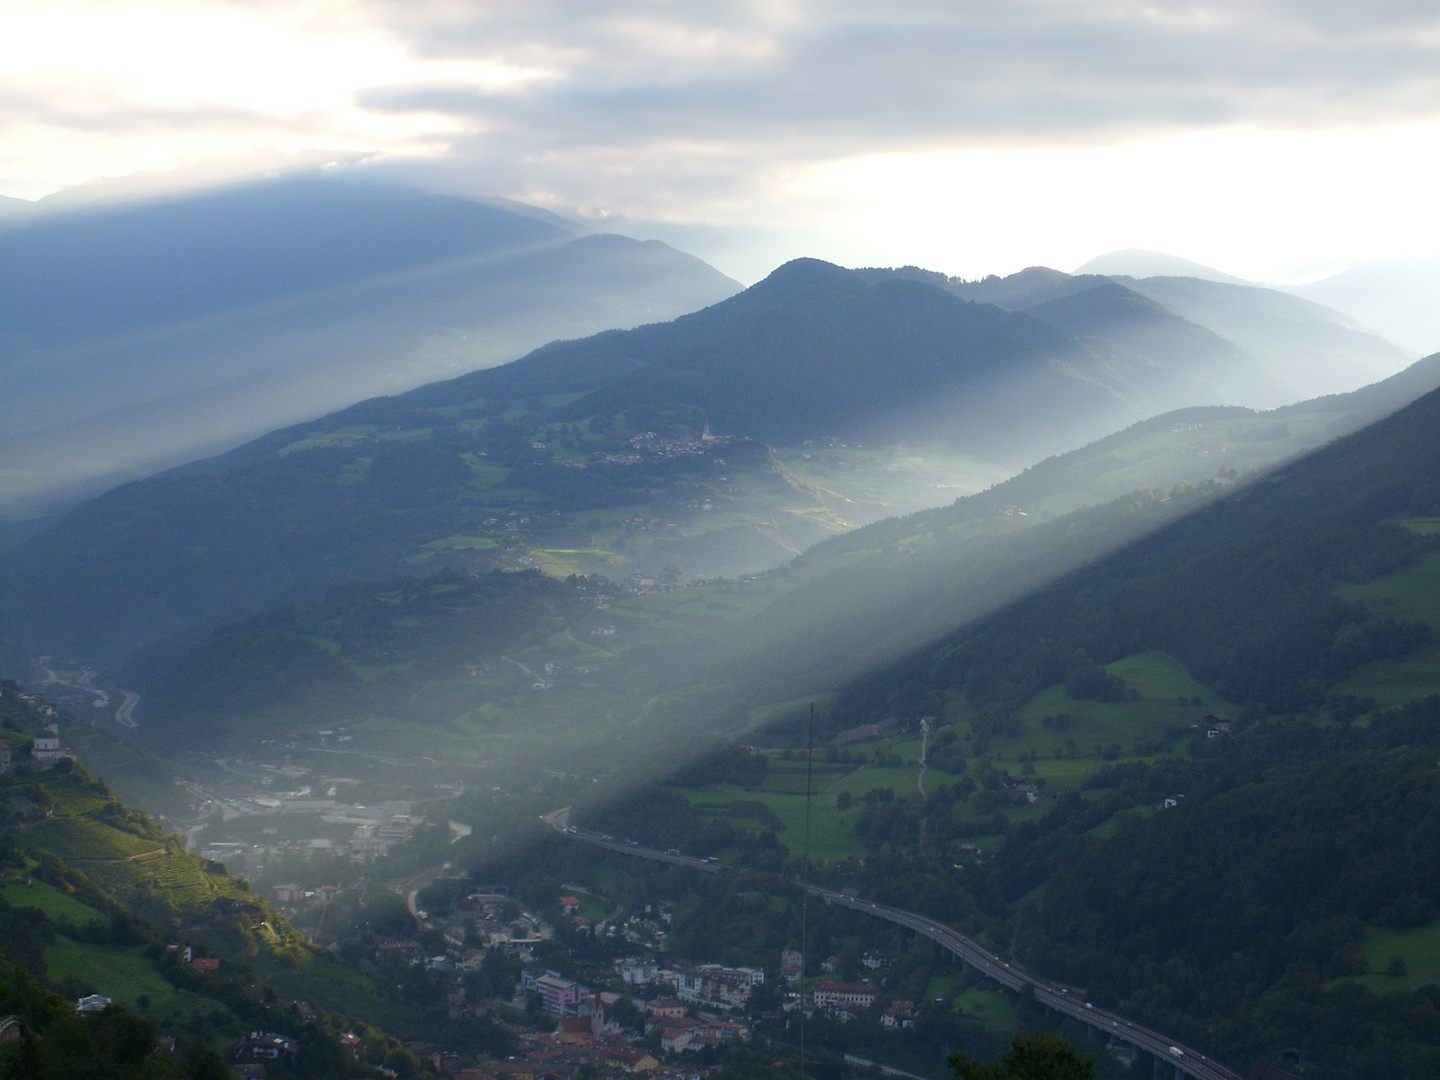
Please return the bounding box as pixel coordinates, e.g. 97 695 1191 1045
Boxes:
799 701 815 1080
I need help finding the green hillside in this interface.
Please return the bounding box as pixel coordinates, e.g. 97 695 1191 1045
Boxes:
4 258 1366 671
107 358 1440 765
833 378 1440 731
1331 520 1440 707
0 683 499 1076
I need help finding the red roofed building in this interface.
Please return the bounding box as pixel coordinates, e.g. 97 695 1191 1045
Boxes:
557 1016 592 1044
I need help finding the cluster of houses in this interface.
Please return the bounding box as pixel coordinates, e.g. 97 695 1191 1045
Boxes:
626 429 727 459
199 807 426 868
444 1022 692 1080
475 985 750 1078
271 883 342 907
615 959 764 1011
644 999 749 1055
232 1031 299 1078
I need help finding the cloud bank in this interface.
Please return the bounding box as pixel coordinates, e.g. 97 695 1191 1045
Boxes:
4 1 1440 278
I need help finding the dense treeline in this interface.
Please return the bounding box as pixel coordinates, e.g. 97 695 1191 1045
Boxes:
664 742 769 789
838 383 1440 723
784 696 1440 1079
1012 701 1440 1077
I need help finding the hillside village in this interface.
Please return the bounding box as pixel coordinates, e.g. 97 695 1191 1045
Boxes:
326 878 937 1080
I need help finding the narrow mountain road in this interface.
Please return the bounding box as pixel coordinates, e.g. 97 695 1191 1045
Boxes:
544 807 1240 1080
115 691 140 728
562 627 614 657
394 863 452 921
36 665 113 712
500 655 536 678
916 717 930 799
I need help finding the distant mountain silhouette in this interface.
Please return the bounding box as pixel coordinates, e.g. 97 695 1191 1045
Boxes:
1116 274 1413 397
217 257 1289 465
1290 257 1440 357
0 171 740 521
927 264 1410 402
1074 248 1250 284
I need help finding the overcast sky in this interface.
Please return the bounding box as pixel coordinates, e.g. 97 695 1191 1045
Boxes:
4 1 1440 282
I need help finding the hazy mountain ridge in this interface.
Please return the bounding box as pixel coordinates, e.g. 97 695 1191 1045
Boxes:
1116 274 1413 397
7 255 1306 669
832 373 1440 731
811 351 1440 559
868 261 1412 401
1020 279 1287 408
0 173 741 524
104 355 1440 764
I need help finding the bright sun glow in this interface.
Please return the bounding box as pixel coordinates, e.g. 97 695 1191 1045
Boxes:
2 1 1439 287
792 124 1440 283
0 1 546 196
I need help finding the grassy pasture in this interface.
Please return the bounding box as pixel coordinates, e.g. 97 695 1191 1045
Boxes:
953 986 1020 1031
1335 551 1440 627
682 782 862 863
1352 920 1440 991
0 875 105 925
1334 547 1440 706
44 937 191 1012
1002 651 1230 758
670 651 1228 864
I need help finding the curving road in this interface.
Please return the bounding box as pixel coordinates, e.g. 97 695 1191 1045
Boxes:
544 807 1240 1080
115 690 140 728
543 807 723 873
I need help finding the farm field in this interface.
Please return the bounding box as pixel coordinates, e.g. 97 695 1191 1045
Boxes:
670 650 1237 864
1333 539 1440 707
1004 651 1232 758
1352 920 1440 992
0 874 104 925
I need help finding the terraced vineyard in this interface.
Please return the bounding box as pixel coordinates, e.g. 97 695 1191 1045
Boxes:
9 768 259 928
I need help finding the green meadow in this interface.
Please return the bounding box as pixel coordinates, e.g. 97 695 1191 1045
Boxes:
671 649 1232 864
45 938 190 1012
1334 538 1440 707
0 874 104 925
1352 920 1440 991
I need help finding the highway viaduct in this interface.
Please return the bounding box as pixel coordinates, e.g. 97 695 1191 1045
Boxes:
542 806 1243 1080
